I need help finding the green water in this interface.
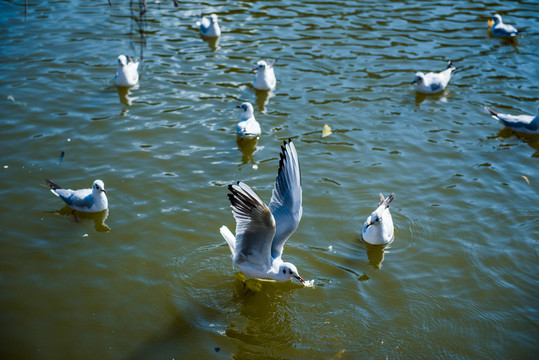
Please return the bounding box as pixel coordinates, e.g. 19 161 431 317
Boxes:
1 1 538 359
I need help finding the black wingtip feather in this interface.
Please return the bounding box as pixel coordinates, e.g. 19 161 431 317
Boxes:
277 139 292 176
227 182 261 215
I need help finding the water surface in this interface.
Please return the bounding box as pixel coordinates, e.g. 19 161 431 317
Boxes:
1 0 538 359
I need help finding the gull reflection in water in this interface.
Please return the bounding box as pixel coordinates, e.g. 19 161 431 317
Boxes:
225 275 300 357
363 240 391 270
490 127 539 158
46 205 111 232
236 135 260 168
201 35 220 52
254 88 274 113
414 90 449 107
116 84 139 107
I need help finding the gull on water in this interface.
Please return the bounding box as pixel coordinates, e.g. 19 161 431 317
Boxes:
253 59 277 91
115 55 139 87
45 179 108 213
236 102 261 139
196 13 221 37
411 61 456 94
488 14 519 37
220 139 305 284
362 193 395 245
483 105 539 134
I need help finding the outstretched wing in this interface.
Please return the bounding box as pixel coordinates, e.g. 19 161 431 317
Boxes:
227 182 275 270
268 139 303 259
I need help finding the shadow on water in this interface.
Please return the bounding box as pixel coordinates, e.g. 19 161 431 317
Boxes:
45 206 111 232
236 135 260 167
126 274 303 359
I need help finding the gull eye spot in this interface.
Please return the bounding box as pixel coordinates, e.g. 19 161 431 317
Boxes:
282 269 286 274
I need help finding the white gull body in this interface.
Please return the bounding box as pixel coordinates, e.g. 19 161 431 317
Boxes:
46 179 108 213
489 14 519 37
236 102 261 139
114 55 139 87
253 60 277 91
484 106 539 134
220 140 305 284
411 61 455 94
196 14 221 37
362 193 395 245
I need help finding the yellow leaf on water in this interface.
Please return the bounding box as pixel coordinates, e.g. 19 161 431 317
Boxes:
522 175 530 184
322 124 332 138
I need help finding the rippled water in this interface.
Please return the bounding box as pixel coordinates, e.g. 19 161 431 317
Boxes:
1 0 538 359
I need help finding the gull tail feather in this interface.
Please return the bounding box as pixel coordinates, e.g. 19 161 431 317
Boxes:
220 225 236 255
45 178 61 196
483 106 498 117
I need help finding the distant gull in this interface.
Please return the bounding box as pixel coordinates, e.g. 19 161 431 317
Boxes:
488 14 519 37
362 193 395 245
45 179 108 212
220 139 305 284
411 61 456 94
236 102 261 139
253 59 277 91
483 105 539 134
115 55 139 87
196 13 221 37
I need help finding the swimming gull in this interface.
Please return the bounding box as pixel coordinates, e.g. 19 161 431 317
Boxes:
45 179 108 213
411 61 456 94
362 193 395 245
115 55 139 87
196 13 221 37
483 105 539 134
220 139 305 284
236 102 261 139
253 59 277 91
488 14 519 37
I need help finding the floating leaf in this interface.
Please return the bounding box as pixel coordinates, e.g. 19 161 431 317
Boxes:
322 124 332 138
522 175 530 184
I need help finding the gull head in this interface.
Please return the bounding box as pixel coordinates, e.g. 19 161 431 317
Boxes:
278 262 304 284
117 55 128 67
492 14 502 25
237 102 254 120
254 60 268 72
364 213 381 229
210 14 218 23
92 180 107 194
411 72 424 85
364 193 394 229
